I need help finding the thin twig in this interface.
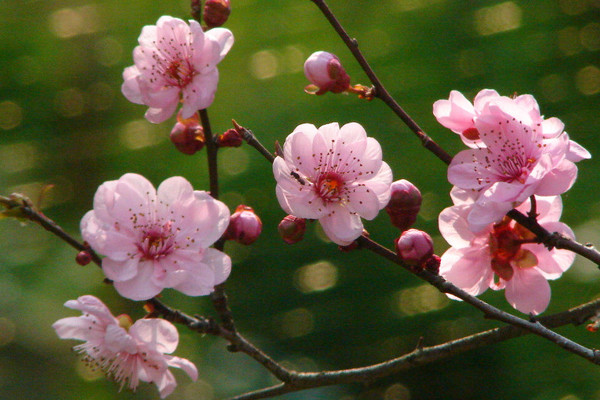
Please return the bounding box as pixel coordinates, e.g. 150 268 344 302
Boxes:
357 235 600 364
200 108 220 199
233 120 276 163
309 0 452 165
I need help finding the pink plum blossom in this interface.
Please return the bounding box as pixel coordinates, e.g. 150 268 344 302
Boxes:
122 16 234 123
81 173 231 300
438 90 590 232
438 196 575 315
273 122 392 245
304 51 351 95
53 295 197 398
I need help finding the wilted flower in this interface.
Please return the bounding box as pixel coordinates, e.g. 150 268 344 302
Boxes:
53 295 198 398
304 51 351 95
438 195 575 315
122 16 234 123
81 173 231 300
273 122 392 245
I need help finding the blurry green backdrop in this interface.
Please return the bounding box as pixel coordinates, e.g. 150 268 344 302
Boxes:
1 0 600 399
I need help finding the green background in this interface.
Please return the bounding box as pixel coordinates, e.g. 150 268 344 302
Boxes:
1 0 600 399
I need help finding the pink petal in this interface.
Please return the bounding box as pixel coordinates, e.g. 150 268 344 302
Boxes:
288 129 319 178
317 122 341 144
432 90 475 133
541 117 564 138
166 355 198 381
63 295 116 324
338 122 367 144
534 159 577 196
565 136 591 162
344 182 381 220
201 248 231 286
144 93 180 124
104 324 137 354
319 206 363 245
438 205 476 249
181 68 219 116
121 66 143 104
102 257 140 282
130 319 179 354
113 262 162 301
472 89 500 111
53 316 97 341
504 268 550 315
439 246 492 296
204 27 234 62
448 149 497 190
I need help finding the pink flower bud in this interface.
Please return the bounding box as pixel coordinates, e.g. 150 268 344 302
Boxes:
395 229 434 268
304 51 351 95
75 250 92 266
226 205 262 245
385 179 422 231
204 0 231 28
170 112 205 155
217 128 243 147
277 215 306 244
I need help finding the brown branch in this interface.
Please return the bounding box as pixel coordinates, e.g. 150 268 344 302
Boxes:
308 0 452 165
307 0 600 266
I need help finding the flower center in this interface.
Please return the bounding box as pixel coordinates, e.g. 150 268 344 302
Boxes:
498 155 537 184
316 172 344 203
165 59 195 88
138 221 175 260
489 217 538 281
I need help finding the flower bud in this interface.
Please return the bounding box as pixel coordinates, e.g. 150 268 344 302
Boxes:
278 215 306 244
424 254 441 275
75 250 92 266
226 205 262 245
395 229 434 268
217 128 243 147
304 51 351 95
170 112 205 155
204 0 231 28
385 179 422 231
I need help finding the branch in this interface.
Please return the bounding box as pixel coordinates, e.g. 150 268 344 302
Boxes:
357 235 600 363
200 108 220 199
307 0 600 266
308 0 452 165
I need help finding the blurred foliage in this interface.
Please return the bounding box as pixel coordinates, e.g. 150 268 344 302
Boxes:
1 0 600 399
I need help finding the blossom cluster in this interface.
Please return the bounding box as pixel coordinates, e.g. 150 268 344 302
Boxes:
434 90 589 314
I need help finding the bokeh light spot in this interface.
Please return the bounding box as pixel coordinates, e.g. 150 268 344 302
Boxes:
558 26 584 56
94 36 123 67
0 142 39 173
294 260 339 293
219 147 249 176
538 74 569 103
49 5 103 39
0 101 23 130
54 88 85 118
392 284 449 316
559 0 589 15
119 120 164 149
250 50 279 80
384 383 411 400
275 308 315 338
282 45 306 74
474 2 522 36
575 65 600 95
0 318 16 347
580 23 600 52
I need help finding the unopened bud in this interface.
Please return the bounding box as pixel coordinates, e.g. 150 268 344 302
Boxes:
75 250 92 266
304 51 351 95
395 229 434 268
226 205 262 245
424 254 441 275
385 179 422 231
204 0 231 28
217 128 243 147
170 112 205 155
278 215 306 244
116 314 133 331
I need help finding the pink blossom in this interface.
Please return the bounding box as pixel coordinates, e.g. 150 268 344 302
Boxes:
438 196 575 315
439 90 590 232
273 122 392 245
225 205 262 245
304 51 351 95
81 173 231 300
122 16 234 124
53 295 198 398
395 229 434 267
